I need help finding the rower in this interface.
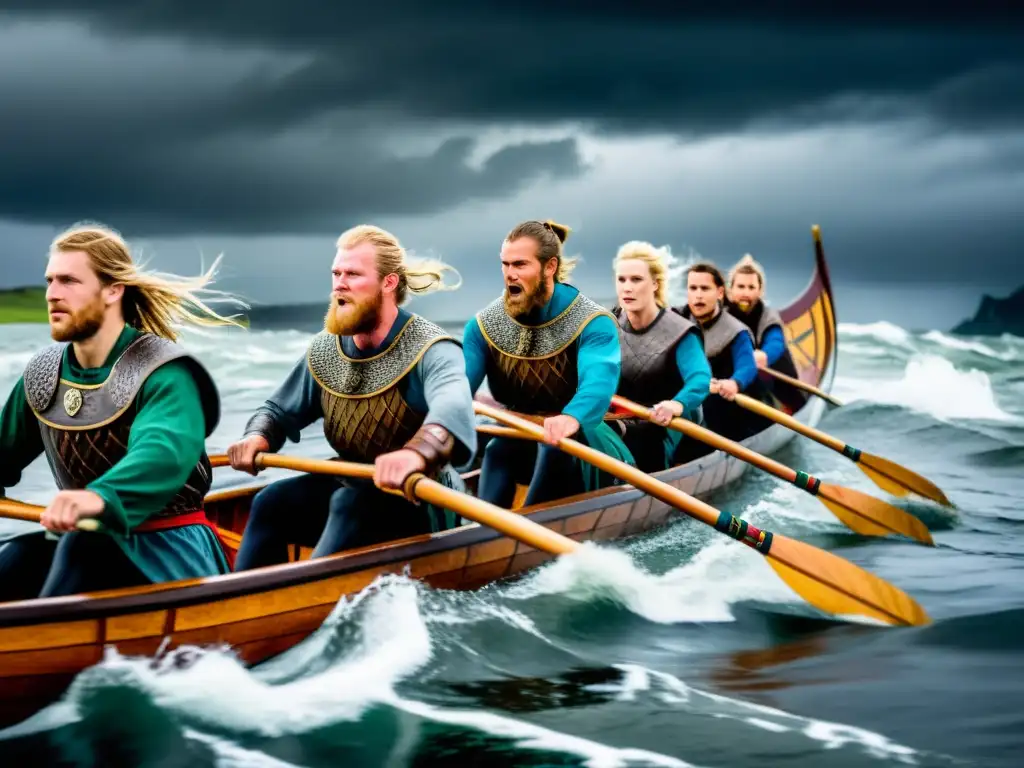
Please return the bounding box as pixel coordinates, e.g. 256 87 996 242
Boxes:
0 222 241 601
726 254 808 413
611 241 711 471
674 262 759 441
227 224 477 570
463 219 635 508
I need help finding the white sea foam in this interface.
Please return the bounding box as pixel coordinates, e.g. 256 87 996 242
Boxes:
0 563 926 766
596 665 920 765
183 729 308 768
389 696 697 767
838 322 916 350
501 536 803 625
835 354 1016 422
5 575 695 767
921 330 1018 361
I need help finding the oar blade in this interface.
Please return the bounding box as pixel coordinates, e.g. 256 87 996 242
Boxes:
765 534 931 627
818 483 935 545
858 453 953 507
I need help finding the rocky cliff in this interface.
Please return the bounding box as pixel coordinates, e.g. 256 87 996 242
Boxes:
952 285 1024 336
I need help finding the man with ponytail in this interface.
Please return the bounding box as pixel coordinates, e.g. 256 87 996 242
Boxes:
0 222 243 600
726 254 808 413
227 225 477 569
464 220 635 508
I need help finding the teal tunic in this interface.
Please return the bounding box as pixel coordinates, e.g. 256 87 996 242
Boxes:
464 283 636 492
0 325 229 583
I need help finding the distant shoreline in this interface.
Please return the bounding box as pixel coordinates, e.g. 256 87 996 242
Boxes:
0 287 47 324
0 290 496 329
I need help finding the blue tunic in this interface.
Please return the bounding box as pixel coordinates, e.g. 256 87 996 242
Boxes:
761 325 787 366
728 332 759 391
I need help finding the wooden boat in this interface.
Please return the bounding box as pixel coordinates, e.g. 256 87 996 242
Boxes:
0 231 838 730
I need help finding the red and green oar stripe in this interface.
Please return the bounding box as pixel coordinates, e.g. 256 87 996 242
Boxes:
732 393 953 507
611 396 934 544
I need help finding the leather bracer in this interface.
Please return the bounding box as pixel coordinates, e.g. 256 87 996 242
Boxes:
404 423 454 475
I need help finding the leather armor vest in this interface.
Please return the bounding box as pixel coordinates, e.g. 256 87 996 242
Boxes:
476 291 612 415
729 300 805 408
306 314 458 463
680 306 752 380
617 308 702 405
23 334 220 519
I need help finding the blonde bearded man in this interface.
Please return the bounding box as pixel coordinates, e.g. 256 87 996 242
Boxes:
0 222 243 600
726 254 808 414
227 225 477 569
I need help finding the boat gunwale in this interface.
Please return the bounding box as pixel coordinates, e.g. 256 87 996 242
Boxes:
0 238 838 629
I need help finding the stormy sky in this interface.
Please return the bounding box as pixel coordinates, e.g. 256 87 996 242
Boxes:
1 3 1022 329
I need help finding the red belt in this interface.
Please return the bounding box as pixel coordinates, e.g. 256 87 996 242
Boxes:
134 509 236 569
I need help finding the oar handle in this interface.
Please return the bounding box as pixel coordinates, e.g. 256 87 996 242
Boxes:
609 395 803 486
251 452 579 556
473 402 775 555
732 393 850 454
476 424 528 440
0 499 102 532
760 367 843 407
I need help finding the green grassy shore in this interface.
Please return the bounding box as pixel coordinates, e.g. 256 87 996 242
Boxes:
0 287 48 323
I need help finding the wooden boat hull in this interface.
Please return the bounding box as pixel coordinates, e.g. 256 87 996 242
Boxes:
0 232 838 730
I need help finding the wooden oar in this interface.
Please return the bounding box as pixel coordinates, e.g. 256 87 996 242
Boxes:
475 402 930 627
730 393 953 507
610 395 933 545
760 367 843 407
477 423 529 440
251 453 579 556
0 499 101 532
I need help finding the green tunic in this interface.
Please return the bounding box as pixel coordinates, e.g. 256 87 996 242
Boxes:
0 325 229 583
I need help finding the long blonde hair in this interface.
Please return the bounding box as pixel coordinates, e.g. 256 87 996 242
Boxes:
336 224 461 304
51 222 248 341
613 240 678 307
504 219 578 282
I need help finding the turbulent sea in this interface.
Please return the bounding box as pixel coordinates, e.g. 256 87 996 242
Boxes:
0 318 1022 768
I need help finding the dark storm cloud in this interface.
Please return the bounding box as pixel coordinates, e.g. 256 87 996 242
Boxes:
2 1 1022 135
0 15 587 237
0 1 1021 244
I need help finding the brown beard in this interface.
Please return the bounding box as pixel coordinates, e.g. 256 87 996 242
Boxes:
503 279 550 318
49 293 105 342
324 290 383 336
